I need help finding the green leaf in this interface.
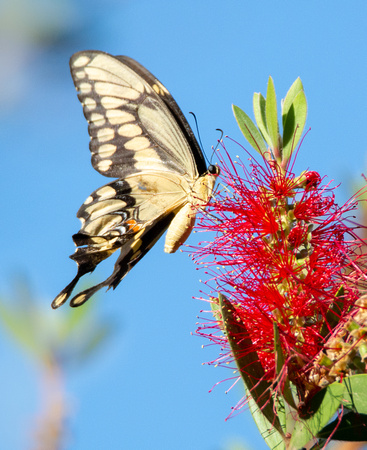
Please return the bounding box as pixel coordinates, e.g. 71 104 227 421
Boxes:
282 90 307 161
210 297 224 331
253 92 271 147
274 394 287 435
273 323 297 409
340 374 367 413
232 104 267 155
291 375 367 445
320 286 344 338
289 382 344 449
315 375 367 441
318 412 367 441
281 78 304 127
210 298 221 315
265 77 279 153
219 294 284 438
246 386 285 450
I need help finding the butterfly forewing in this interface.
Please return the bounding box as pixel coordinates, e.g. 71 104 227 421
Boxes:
70 51 200 179
115 55 207 175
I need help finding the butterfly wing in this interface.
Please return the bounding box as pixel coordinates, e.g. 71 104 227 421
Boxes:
52 51 212 309
69 50 206 179
52 171 189 308
114 55 207 175
68 214 176 308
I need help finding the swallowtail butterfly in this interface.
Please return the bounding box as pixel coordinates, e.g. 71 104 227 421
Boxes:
52 50 219 309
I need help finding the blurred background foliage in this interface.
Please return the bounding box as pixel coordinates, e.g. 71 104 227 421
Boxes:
0 277 115 449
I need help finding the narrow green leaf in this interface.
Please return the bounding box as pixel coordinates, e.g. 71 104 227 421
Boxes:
219 294 284 437
253 92 271 147
265 77 279 152
246 386 285 450
282 90 307 161
289 382 344 449
282 78 304 126
232 104 267 155
210 297 223 329
210 297 220 314
320 286 344 338
318 412 367 441
275 394 287 434
274 323 297 409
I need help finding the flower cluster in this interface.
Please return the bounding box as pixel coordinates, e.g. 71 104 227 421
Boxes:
194 144 366 401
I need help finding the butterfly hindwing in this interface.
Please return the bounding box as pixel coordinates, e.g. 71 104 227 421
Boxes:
52 211 176 309
74 171 191 241
52 171 190 309
68 210 176 307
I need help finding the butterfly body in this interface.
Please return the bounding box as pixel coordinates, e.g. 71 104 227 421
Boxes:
164 173 217 253
52 51 218 309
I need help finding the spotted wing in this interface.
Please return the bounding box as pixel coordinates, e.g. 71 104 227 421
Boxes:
69 50 206 180
52 172 189 309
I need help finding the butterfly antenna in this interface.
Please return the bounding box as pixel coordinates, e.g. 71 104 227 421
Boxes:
189 111 208 163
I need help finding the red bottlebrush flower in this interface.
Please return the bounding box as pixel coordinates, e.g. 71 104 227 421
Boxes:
193 143 366 404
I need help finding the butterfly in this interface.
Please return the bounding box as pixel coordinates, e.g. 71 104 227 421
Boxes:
52 50 219 309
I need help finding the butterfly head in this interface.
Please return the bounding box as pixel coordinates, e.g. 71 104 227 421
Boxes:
207 164 220 176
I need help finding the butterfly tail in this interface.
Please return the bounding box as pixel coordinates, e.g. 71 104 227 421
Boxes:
68 250 132 307
69 214 175 307
69 279 111 308
51 264 91 309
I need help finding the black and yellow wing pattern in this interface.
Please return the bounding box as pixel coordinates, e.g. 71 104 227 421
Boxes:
52 50 218 309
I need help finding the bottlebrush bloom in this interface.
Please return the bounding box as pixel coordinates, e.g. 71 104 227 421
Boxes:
192 77 367 448
195 145 365 398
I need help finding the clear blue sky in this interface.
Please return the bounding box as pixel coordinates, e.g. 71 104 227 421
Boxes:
1 1 367 449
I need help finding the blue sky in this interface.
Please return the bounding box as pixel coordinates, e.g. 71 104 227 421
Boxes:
1 1 367 449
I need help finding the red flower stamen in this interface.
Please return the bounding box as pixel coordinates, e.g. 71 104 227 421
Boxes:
193 142 366 402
